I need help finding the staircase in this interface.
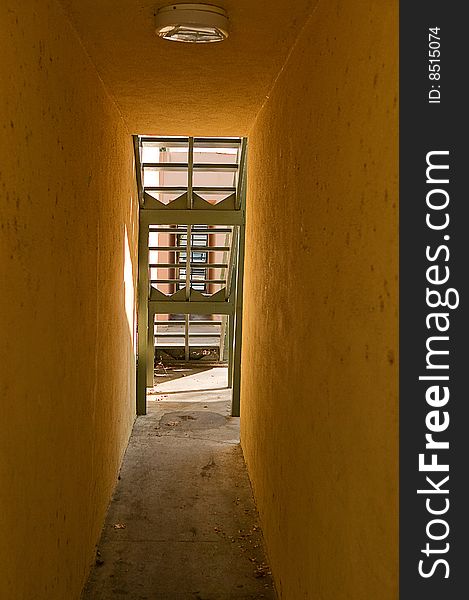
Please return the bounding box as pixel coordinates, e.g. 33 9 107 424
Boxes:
134 136 247 416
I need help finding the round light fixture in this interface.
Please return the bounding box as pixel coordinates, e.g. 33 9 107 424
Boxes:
155 4 229 43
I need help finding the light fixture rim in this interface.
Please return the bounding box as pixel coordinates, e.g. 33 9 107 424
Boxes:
155 3 229 43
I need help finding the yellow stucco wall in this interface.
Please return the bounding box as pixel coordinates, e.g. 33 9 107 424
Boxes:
0 1 138 598
241 1 398 598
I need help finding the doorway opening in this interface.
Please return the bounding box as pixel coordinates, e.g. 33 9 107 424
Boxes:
134 136 247 417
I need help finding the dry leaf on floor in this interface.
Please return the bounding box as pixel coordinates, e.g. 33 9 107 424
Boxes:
254 564 271 578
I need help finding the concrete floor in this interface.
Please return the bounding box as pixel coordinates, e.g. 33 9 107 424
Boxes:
83 367 276 599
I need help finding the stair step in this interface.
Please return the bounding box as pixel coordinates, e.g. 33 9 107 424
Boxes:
155 332 221 338
149 227 233 233
149 246 230 252
140 136 241 148
142 163 238 171
145 186 236 194
149 263 228 269
151 279 226 284
155 320 222 326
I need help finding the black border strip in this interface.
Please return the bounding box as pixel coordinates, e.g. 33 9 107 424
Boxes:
400 3 466 597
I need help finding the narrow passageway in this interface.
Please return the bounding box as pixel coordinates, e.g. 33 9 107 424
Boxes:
83 367 276 599
2 3 399 597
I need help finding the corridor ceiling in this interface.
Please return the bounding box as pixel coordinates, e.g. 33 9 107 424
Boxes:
60 0 316 135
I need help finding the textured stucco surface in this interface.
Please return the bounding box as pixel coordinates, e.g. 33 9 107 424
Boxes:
240 1 398 598
0 1 138 598
58 0 318 136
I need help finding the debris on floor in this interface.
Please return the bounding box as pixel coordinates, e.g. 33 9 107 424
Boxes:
82 367 276 599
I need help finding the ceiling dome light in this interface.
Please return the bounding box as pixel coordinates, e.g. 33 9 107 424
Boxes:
155 4 229 43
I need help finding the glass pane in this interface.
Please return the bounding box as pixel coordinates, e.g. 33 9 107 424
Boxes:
192 252 207 262
193 149 238 164
192 169 235 188
143 167 188 188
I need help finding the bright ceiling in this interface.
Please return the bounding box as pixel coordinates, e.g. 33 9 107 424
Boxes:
60 0 316 135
